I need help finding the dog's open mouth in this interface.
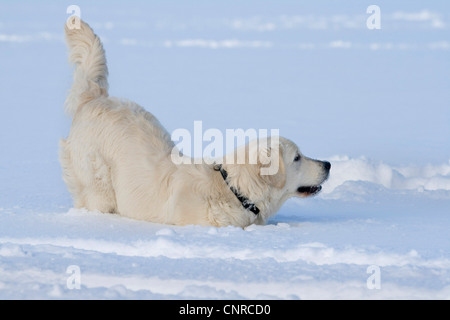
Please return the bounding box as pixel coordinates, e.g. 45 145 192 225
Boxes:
297 185 322 196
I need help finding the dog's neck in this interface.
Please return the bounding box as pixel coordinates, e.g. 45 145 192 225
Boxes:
213 164 260 215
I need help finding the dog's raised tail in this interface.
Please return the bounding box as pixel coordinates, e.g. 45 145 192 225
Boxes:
64 19 109 115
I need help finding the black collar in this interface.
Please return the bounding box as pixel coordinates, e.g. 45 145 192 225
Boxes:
214 164 260 215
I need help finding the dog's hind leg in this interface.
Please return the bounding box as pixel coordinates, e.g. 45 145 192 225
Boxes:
59 138 86 208
60 139 117 213
81 151 118 214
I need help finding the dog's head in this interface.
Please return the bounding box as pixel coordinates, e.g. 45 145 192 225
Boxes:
221 136 330 221
276 137 330 198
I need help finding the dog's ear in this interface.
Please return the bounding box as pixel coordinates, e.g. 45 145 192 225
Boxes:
258 144 286 189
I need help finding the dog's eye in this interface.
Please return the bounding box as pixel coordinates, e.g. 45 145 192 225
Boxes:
294 154 301 162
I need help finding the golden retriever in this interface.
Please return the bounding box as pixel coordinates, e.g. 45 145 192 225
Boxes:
60 20 330 228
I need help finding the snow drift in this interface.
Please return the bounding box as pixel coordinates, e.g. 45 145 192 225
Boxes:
322 155 450 195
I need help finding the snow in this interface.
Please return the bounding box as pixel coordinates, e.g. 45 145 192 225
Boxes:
0 0 449 299
322 156 450 194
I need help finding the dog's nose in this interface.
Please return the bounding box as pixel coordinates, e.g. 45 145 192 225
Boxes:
322 161 331 172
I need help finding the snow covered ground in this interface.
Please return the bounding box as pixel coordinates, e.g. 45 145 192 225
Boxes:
0 0 449 299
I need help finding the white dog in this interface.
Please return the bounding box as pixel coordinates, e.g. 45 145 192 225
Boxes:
60 20 330 228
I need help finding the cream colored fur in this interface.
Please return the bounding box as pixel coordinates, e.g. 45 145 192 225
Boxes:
60 20 330 228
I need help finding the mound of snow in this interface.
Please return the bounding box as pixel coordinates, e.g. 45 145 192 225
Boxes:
322 156 450 196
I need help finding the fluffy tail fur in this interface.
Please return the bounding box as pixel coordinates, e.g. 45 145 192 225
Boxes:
64 19 109 115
